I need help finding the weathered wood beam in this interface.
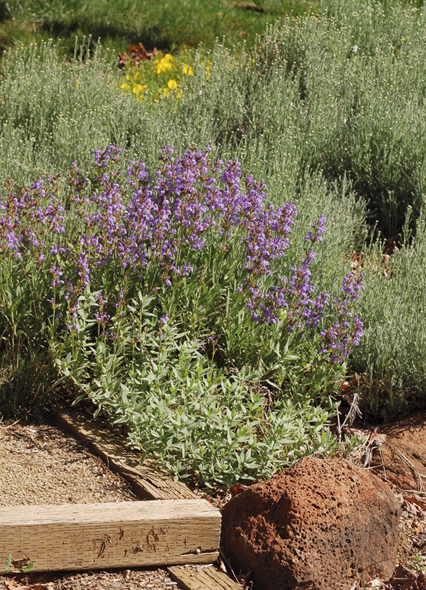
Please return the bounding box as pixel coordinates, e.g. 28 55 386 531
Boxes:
0 500 220 573
168 565 242 590
55 411 197 500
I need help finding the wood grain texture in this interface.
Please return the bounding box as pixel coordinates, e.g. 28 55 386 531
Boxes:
168 565 242 590
55 411 197 500
0 500 221 572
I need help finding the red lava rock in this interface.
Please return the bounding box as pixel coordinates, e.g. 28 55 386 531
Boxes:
221 456 400 590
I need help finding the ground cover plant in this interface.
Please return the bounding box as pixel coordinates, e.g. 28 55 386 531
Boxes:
1 0 426 487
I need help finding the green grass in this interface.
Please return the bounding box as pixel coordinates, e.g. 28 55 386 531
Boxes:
0 0 315 57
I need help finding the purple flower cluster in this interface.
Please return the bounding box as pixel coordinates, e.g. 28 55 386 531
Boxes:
0 176 64 260
66 145 299 291
0 145 364 363
238 210 363 362
318 271 364 363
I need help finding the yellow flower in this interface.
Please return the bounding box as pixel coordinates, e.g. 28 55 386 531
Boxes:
167 79 178 90
121 83 130 91
163 79 182 99
133 71 139 80
133 83 147 97
156 54 174 75
183 64 194 76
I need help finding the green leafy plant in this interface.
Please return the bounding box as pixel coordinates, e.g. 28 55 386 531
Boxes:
408 554 426 573
0 554 34 575
0 0 312 57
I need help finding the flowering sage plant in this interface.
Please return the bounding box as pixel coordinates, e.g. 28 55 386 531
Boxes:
0 145 364 486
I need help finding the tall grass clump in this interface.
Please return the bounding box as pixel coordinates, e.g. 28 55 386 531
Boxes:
351 206 426 414
0 144 365 486
0 41 156 187
256 0 426 237
244 0 426 408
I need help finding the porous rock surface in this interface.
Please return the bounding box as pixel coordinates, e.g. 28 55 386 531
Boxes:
221 456 400 590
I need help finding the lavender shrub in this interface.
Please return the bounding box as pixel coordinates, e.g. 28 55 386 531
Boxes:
0 145 364 486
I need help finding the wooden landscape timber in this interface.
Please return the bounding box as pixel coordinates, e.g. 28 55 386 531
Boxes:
0 500 220 573
168 565 243 590
54 411 242 589
55 411 197 501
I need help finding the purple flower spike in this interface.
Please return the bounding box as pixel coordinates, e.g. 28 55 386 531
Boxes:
305 214 326 243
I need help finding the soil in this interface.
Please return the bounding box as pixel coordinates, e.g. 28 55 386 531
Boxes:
372 412 426 493
0 422 137 506
0 568 181 590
